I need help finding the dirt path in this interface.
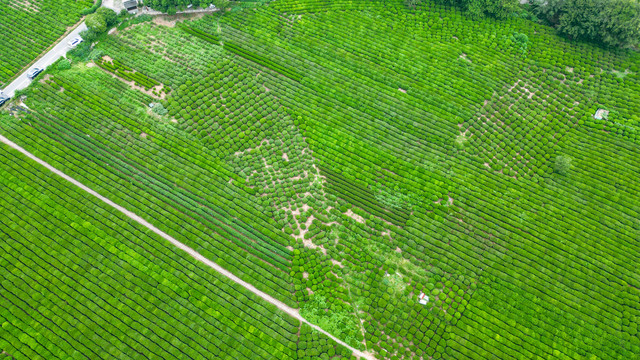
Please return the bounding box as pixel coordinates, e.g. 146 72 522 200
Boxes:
0 134 376 360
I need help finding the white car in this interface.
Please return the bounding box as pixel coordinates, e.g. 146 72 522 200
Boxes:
27 67 43 80
68 37 83 49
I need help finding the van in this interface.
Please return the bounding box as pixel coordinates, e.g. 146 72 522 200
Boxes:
68 37 83 49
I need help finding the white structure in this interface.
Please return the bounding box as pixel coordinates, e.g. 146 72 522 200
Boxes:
418 292 429 305
594 108 609 120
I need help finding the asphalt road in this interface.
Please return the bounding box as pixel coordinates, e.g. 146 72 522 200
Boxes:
2 22 87 98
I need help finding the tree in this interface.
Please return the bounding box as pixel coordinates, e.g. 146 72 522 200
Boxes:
532 0 640 48
554 155 572 175
431 0 518 18
96 7 118 27
86 12 107 33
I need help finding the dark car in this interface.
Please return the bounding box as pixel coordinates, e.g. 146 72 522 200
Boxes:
27 67 43 80
0 94 9 107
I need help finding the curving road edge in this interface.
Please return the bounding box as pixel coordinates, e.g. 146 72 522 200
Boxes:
0 134 376 360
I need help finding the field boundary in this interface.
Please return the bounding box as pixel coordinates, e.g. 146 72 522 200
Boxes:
2 18 86 89
0 133 376 360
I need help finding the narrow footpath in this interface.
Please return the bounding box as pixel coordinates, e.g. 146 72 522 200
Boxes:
0 134 376 360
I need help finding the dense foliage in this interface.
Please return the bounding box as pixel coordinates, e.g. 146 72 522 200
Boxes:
0 0 92 87
86 7 118 33
0 144 306 359
1 0 639 359
532 0 640 48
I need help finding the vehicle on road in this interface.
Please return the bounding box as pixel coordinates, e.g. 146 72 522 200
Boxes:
27 67 43 80
68 37 83 49
0 93 9 107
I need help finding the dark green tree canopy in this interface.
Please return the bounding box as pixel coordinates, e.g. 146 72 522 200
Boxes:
142 0 211 12
407 0 519 18
532 0 640 48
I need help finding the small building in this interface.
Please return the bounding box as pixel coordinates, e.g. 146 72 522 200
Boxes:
418 292 429 305
123 0 138 12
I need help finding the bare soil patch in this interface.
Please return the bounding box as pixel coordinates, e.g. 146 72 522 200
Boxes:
152 12 206 27
39 74 52 84
345 209 365 223
10 0 40 12
94 61 167 99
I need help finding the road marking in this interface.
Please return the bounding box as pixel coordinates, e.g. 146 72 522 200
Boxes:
0 134 376 360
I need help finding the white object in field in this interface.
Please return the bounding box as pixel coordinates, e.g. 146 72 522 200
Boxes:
594 109 609 120
418 292 429 305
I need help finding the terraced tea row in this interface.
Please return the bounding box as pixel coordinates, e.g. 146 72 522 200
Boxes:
0 0 92 86
0 144 302 360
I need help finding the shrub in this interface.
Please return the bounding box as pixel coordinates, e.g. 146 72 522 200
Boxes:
554 155 572 175
152 103 168 115
57 59 71 70
86 12 107 33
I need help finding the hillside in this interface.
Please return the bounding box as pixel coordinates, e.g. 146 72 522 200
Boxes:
1 0 639 359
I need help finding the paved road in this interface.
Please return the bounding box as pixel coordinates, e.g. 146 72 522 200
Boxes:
2 23 87 98
0 133 377 360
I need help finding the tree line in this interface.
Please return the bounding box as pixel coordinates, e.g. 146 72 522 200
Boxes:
531 0 640 49
141 0 229 12
406 0 640 49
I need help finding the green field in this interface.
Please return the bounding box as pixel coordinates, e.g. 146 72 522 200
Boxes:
0 0 93 87
1 0 639 359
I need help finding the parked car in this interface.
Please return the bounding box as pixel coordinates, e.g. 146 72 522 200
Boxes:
27 67 43 80
0 93 10 107
68 37 83 49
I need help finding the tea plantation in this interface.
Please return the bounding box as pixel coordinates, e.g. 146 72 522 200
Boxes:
0 0 93 87
0 0 639 359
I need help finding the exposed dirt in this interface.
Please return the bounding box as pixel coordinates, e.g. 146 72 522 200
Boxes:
95 61 167 99
11 0 40 12
152 12 206 28
331 259 345 268
345 209 365 223
39 74 52 84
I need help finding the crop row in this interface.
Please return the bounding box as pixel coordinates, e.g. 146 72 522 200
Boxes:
95 57 162 90
0 0 92 86
3 69 298 306
0 143 302 360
